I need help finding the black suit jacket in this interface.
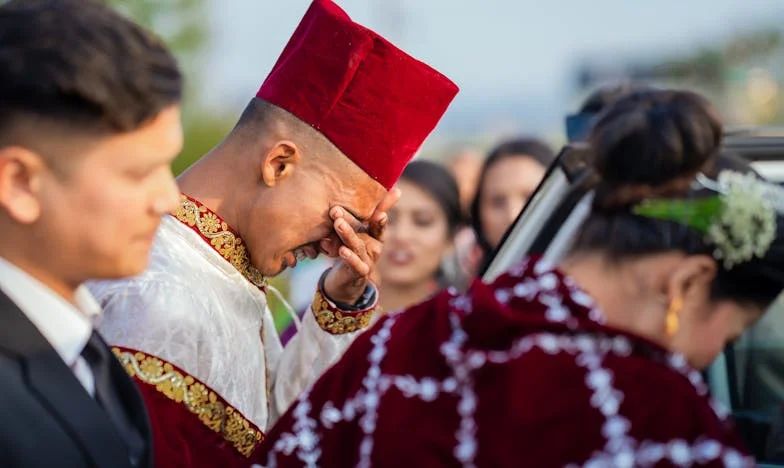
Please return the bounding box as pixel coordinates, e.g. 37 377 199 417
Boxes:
0 290 152 468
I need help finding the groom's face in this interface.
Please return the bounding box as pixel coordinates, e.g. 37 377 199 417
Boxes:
242 151 385 277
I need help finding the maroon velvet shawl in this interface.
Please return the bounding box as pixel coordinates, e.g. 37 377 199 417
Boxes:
255 257 754 467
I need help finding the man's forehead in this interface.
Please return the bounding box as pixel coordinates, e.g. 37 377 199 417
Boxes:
341 206 371 225
341 196 379 223
337 184 387 222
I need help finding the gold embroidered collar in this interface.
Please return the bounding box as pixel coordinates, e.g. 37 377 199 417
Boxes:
172 194 268 290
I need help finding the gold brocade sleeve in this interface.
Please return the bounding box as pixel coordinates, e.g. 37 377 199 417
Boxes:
311 281 377 335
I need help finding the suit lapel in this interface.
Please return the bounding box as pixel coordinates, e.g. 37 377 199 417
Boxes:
0 291 134 468
100 333 154 467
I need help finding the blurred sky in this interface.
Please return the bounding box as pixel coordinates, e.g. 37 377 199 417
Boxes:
203 0 784 140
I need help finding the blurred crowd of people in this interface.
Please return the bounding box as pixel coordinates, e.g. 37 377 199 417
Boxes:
279 134 557 337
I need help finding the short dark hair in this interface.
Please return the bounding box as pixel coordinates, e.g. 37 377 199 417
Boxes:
0 0 182 141
232 98 347 163
400 160 463 237
470 137 555 257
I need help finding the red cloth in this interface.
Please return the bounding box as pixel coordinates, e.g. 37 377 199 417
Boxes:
256 0 458 190
112 347 265 468
254 257 754 467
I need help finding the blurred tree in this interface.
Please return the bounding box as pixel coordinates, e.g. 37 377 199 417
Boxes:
106 0 208 75
173 113 235 175
575 27 784 125
653 30 781 86
104 0 236 174
577 29 782 90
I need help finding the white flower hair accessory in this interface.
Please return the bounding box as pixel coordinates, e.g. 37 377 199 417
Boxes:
632 170 782 269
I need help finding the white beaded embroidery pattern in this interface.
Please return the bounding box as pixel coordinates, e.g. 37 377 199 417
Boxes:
254 259 754 468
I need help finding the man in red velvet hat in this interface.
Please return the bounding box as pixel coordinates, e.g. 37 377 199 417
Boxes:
88 0 458 466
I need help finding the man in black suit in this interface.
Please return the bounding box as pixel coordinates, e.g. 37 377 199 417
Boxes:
0 1 183 466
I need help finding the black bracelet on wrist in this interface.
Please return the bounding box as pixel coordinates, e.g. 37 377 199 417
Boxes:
319 269 376 311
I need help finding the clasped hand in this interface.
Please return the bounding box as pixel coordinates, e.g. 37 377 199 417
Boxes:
320 189 400 305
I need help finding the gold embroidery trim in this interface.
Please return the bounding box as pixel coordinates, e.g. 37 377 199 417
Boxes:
311 288 376 335
172 195 268 289
113 348 263 458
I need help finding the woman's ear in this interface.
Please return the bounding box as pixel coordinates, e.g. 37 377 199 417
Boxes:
260 140 301 188
666 254 718 311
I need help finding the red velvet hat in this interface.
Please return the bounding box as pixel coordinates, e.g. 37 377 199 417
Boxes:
256 0 458 190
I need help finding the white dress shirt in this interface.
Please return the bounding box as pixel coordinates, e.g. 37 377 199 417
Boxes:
0 257 100 396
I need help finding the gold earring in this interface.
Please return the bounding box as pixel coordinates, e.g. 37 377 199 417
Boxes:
666 296 682 337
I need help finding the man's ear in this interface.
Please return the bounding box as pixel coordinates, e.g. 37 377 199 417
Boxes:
0 146 45 224
666 254 718 307
260 140 301 188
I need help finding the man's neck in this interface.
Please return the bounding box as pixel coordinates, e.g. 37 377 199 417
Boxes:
177 146 241 230
0 251 78 304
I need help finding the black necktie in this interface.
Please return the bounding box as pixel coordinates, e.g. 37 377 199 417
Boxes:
81 331 145 466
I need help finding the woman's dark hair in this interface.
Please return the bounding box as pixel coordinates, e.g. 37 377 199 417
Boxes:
573 89 784 307
470 138 555 259
567 82 657 142
400 160 463 237
579 81 656 114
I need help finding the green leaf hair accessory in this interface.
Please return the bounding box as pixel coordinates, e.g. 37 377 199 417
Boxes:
632 170 779 269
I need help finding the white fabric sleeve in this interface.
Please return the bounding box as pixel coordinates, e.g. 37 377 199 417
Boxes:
269 303 368 423
91 278 212 382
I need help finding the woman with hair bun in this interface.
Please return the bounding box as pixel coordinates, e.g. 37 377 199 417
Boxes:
255 89 784 468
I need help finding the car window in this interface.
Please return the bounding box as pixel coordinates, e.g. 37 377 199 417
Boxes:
727 297 784 462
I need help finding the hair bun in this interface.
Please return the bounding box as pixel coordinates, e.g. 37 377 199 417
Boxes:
589 90 723 209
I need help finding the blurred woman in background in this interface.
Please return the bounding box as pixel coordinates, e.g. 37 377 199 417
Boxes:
377 160 463 313
471 138 555 271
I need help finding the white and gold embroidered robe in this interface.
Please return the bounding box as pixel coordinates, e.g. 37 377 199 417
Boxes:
89 199 375 440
